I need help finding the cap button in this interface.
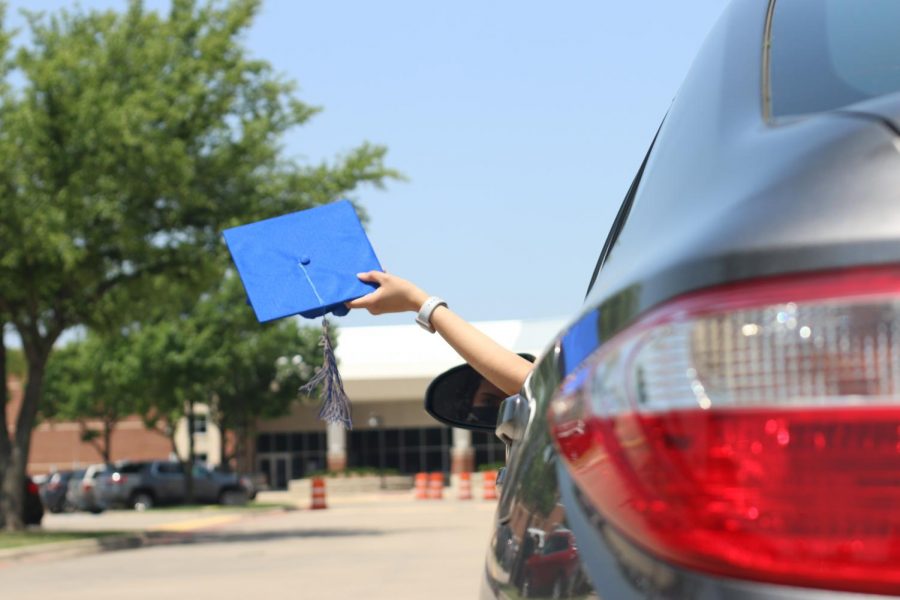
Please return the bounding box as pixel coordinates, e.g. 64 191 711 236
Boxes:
299 255 311 266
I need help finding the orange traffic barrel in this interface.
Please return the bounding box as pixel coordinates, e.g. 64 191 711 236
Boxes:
311 477 327 509
458 472 473 500
482 470 498 500
427 472 444 500
414 472 428 500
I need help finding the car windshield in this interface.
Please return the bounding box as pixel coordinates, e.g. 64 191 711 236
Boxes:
117 462 147 474
769 0 900 118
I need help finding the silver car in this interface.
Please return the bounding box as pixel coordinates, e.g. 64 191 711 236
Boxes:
427 0 900 598
66 464 109 514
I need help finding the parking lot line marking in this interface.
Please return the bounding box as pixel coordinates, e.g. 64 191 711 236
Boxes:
152 515 241 532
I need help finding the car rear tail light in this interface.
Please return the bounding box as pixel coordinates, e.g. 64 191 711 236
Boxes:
26 480 38 495
549 266 900 595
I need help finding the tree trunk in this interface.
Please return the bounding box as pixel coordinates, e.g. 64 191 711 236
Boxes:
0 328 11 530
185 401 195 504
103 418 114 464
218 420 229 471
2 349 48 530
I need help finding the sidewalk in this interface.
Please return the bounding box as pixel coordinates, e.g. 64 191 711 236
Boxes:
0 503 291 567
1 489 493 567
0 489 497 599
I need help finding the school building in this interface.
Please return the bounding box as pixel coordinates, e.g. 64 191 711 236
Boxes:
249 318 563 488
17 318 564 489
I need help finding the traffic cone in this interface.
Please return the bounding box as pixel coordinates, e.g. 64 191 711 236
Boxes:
311 477 327 509
414 472 428 500
427 472 444 500
482 470 498 500
457 472 473 500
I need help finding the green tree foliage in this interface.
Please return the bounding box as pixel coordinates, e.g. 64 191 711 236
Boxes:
2 340 24 378
191 274 323 469
135 275 322 473
43 332 144 464
0 0 398 529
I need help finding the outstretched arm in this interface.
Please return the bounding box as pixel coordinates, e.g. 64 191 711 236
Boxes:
346 271 533 396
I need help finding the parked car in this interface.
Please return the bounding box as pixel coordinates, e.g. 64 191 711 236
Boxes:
23 476 44 526
101 460 251 510
66 464 109 514
427 1 900 598
39 470 80 513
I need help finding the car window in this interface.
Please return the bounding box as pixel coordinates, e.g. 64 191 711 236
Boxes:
157 462 183 475
585 125 662 297
117 462 148 474
543 534 570 555
769 0 900 118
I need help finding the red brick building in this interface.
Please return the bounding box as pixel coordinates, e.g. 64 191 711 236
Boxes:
6 376 172 475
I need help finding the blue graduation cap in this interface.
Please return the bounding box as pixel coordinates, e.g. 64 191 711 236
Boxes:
222 199 382 323
223 199 382 430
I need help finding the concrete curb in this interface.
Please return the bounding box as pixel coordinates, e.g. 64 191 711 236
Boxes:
0 531 186 565
0 507 292 566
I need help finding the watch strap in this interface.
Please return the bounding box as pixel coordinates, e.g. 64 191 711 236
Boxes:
416 296 448 333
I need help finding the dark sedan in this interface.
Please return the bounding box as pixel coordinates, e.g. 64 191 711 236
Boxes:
428 0 900 598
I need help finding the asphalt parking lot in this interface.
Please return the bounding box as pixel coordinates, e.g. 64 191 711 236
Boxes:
0 493 497 599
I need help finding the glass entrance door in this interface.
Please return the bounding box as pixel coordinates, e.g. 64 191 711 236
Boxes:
258 452 291 490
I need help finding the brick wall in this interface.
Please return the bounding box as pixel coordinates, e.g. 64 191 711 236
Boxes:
6 376 172 475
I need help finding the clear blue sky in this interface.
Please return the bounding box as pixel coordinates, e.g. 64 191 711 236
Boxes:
6 0 727 336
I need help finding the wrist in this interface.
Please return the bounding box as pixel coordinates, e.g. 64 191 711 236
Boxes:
409 289 430 312
416 296 448 333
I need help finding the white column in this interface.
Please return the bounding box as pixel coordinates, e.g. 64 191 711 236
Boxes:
451 428 474 473
326 422 347 471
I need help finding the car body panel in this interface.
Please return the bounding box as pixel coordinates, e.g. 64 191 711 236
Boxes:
23 476 44 525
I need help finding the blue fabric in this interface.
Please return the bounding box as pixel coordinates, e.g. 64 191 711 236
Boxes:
560 309 600 377
223 200 382 322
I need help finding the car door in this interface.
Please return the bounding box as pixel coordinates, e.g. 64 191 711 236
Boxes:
155 461 186 502
192 464 217 503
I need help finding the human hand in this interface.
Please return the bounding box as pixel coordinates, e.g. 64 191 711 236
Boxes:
345 271 430 315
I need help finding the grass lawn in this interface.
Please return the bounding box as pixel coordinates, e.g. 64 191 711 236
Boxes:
0 530 128 550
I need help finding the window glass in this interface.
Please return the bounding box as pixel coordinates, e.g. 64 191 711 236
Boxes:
191 415 207 434
543 534 570 555
308 433 324 451
117 462 148 474
770 0 900 118
158 462 182 474
402 429 420 447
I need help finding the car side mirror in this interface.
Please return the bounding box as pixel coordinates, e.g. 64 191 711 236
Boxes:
425 353 535 431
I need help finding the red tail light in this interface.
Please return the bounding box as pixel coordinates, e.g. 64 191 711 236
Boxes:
549 266 900 595
26 480 38 495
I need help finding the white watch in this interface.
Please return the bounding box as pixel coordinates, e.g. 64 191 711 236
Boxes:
416 296 448 333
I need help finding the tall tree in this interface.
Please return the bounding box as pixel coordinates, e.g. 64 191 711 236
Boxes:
43 332 143 464
191 274 322 470
131 274 322 501
0 0 397 529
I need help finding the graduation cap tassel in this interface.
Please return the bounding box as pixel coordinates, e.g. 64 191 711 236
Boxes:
299 319 353 429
